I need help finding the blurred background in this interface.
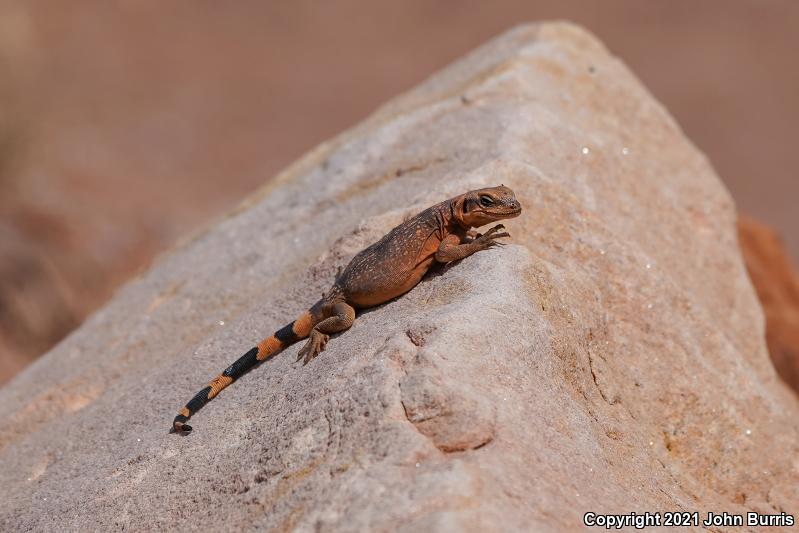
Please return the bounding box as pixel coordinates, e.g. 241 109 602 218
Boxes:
1 1 797 385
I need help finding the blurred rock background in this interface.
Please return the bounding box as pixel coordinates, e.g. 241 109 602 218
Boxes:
0 1 797 385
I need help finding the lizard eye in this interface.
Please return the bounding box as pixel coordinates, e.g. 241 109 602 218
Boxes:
479 195 494 207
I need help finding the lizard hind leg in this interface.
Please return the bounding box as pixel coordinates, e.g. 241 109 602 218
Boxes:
297 301 355 365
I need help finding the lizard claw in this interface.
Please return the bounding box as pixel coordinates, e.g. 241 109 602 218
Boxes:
297 331 329 364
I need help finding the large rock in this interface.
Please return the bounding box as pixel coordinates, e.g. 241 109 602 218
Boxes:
1 23 796 532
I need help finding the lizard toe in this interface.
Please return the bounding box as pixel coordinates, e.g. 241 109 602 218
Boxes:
485 224 505 236
297 344 310 362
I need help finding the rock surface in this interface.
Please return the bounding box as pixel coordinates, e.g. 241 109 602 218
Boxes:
1 22 797 532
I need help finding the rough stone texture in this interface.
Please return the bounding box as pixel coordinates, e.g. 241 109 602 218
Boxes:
739 216 799 395
0 23 797 532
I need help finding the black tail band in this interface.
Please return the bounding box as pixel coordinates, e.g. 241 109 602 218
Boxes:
186 386 212 414
223 346 260 380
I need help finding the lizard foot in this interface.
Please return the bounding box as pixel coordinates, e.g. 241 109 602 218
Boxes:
475 224 510 249
469 223 505 240
297 330 329 365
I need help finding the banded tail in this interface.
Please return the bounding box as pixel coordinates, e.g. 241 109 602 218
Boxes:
171 308 316 433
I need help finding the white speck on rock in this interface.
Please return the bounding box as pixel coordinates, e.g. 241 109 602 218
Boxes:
581 147 590 155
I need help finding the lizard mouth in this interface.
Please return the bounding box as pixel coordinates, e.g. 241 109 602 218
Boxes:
495 206 522 218
478 207 521 219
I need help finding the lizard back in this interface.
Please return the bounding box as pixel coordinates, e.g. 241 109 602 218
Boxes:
335 204 453 308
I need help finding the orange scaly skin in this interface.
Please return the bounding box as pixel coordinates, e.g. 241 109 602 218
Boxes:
171 185 522 433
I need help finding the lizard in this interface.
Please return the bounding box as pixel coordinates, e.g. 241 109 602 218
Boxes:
171 184 522 433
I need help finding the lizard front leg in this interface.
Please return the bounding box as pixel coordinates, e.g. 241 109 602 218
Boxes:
434 224 509 263
297 301 355 364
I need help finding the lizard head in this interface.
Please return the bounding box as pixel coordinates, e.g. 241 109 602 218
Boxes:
454 185 522 228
